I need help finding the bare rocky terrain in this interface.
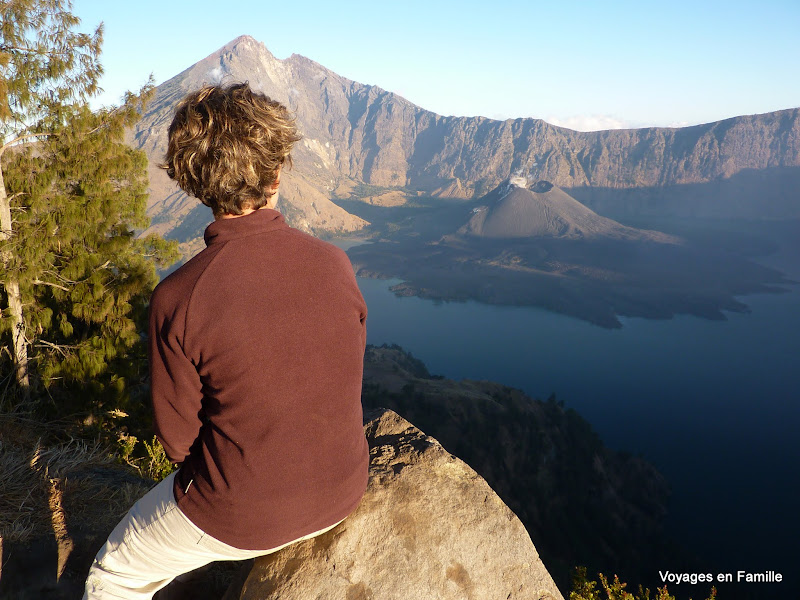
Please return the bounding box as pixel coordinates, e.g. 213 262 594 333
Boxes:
129 35 799 327
460 178 677 242
132 35 799 249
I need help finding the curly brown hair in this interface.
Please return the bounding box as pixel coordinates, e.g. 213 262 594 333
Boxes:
161 83 301 217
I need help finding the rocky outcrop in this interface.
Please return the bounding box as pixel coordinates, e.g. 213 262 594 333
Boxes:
233 408 563 600
1 407 563 600
360 346 694 591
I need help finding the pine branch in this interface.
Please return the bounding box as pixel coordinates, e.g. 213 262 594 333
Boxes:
0 45 75 58
35 340 76 358
0 131 51 157
32 279 70 292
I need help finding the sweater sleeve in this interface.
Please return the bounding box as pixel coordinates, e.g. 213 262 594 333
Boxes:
148 285 204 464
335 244 367 348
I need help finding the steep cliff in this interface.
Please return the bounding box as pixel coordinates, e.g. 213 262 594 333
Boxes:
360 345 693 592
132 35 800 246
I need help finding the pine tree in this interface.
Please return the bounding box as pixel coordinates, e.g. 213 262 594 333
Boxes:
0 1 178 416
2 0 104 391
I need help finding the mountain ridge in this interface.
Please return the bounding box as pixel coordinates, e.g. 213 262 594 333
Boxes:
131 35 800 245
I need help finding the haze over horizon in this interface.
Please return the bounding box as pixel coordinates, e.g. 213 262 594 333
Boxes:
73 0 799 131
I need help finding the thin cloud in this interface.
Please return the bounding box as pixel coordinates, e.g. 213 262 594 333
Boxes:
546 114 631 132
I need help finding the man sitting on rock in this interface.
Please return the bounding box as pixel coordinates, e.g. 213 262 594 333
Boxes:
84 83 369 599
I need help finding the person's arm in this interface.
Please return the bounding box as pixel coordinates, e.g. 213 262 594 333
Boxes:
148 289 204 464
336 245 368 350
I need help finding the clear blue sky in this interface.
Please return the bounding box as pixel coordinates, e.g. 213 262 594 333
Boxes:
72 0 799 130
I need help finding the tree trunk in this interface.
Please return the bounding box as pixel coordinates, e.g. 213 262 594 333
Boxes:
0 166 30 390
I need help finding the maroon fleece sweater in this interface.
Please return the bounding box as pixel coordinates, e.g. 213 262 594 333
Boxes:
148 208 369 550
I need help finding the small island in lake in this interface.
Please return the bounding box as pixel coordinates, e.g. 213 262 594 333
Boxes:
346 178 793 328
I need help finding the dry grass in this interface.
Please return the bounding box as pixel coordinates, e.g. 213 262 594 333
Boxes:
0 412 244 598
0 413 152 544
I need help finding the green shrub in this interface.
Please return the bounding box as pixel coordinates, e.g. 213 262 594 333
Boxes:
571 567 718 600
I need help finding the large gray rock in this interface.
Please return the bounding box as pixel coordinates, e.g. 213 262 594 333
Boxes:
235 408 563 600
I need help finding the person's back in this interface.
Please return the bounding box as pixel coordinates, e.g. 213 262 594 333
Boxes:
84 83 368 599
151 210 368 549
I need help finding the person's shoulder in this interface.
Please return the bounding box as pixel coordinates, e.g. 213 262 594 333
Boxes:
152 245 222 308
277 227 352 266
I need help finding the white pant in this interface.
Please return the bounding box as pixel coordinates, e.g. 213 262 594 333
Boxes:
84 472 340 599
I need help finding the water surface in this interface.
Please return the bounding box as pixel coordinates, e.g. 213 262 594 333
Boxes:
357 270 799 581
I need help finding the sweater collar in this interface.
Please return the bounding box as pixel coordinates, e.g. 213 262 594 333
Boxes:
203 208 287 246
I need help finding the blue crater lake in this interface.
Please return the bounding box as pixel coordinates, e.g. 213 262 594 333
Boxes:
356 255 799 585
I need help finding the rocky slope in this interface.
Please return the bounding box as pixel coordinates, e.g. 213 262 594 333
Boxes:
131 35 370 244
132 35 800 250
360 345 694 592
461 178 677 241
